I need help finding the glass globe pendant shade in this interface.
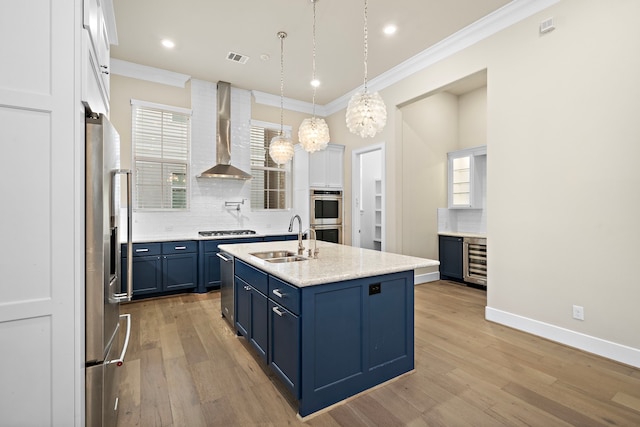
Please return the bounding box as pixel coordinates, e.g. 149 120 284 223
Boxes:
298 117 330 153
346 91 387 138
269 134 294 165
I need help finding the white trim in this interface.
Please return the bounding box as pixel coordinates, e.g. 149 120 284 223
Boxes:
485 307 640 368
252 90 329 116
415 271 440 285
324 0 560 115
130 98 192 116
250 119 292 135
111 59 191 88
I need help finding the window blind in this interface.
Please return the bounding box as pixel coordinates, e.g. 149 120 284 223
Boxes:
131 102 190 209
250 124 290 210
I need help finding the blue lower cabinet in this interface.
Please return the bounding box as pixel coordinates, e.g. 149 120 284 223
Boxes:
269 300 300 398
235 276 268 363
233 259 414 417
122 240 197 298
163 253 198 291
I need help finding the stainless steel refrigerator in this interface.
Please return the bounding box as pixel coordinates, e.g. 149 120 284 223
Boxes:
85 113 133 427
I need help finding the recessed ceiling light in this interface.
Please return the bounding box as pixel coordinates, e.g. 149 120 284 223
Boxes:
161 39 175 49
383 25 397 35
310 79 320 88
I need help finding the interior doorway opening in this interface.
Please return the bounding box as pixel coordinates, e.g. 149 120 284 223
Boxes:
352 144 385 251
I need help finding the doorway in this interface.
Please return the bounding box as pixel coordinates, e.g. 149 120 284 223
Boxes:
352 144 385 250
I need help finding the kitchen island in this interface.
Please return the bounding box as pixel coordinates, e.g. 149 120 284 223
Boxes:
218 240 439 417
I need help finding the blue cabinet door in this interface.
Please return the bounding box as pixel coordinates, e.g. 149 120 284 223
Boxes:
163 253 198 291
439 235 463 280
250 289 268 363
235 277 251 337
129 255 162 295
269 301 300 398
203 252 220 289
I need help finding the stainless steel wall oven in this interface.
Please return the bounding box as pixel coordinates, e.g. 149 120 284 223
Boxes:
310 190 343 243
310 190 342 225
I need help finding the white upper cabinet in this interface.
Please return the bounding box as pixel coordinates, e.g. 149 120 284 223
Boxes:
447 146 486 209
308 144 345 189
82 0 115 114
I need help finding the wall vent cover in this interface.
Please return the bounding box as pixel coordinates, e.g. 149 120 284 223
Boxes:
226 52 250 64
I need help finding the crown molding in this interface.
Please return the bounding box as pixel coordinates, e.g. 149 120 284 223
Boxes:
111 59 191 88
324 0 560 115
251 90 328 117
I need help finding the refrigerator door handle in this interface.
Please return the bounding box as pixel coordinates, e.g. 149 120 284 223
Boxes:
114 169 133 302
109 313 131 367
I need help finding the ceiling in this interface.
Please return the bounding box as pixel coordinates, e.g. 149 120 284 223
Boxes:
111 0 511 106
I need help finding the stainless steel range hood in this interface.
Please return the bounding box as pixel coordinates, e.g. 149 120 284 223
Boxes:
199 81 252 179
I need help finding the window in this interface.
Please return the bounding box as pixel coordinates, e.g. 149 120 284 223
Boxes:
250 121 291 210
131 100 191 210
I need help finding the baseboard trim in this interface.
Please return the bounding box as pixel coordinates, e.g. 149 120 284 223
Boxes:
485 307 640 368
415 271 440 285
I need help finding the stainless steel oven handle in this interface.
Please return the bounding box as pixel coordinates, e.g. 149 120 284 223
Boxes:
114 169 133 302
109 313 131 366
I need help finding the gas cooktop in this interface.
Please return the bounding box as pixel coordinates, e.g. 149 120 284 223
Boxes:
198 229 257 237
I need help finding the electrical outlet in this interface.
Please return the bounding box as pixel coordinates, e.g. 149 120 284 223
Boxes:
572 305 584 321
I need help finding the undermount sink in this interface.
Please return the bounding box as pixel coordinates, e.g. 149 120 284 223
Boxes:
250 250 297 259
264 256 308 263
250 251 308 263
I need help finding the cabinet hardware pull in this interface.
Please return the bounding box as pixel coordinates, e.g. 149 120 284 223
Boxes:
244 285 251 291
272 289 286 298
135 248 149 253
174 246 186 250
272 306 285 317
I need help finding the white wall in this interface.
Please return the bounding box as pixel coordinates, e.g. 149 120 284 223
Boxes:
326 0 640 365
110 76 302 239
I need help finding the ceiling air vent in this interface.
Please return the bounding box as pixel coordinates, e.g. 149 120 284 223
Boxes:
226 51 249 64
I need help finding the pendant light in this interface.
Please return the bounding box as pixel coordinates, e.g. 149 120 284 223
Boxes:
345 0 387 138
298 0 330 153
269 31 295 165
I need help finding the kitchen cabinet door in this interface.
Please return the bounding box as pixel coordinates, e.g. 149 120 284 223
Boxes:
163 253 198 291
235 277 251 337
249 289 269 363
127 255 162 295
309 144 345 189
269 300 300 398
439 235 464 280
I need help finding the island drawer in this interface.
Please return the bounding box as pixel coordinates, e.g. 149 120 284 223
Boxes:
235 259 268 295
162 240 197 254
268 276 300 315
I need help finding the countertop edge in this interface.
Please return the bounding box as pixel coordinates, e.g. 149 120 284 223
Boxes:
219 241 439 288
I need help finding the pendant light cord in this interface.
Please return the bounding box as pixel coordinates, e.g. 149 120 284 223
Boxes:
278 31 286 136
363 0 369 93
311 0 318 117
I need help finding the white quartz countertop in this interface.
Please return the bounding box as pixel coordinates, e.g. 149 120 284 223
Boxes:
219 240 439 288
438 231 486 239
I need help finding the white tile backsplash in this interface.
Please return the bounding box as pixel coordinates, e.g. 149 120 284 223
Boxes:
123 79 298 241
437 207 486 235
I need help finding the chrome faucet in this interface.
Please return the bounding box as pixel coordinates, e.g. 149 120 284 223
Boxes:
288 215 305 255
304 228 319 259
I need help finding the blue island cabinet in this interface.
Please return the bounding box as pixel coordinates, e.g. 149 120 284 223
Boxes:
233 259 414 417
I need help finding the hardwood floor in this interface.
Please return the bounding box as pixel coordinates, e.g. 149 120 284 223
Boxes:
116 281 640 426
